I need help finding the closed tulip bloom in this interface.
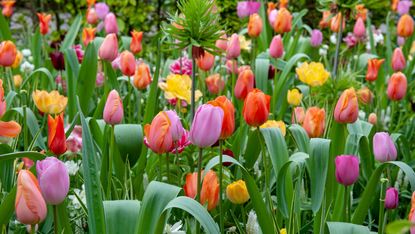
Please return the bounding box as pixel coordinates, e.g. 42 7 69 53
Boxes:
334 88 359 124
165 110 184 141
11 50 22 68
330 13 344 33
310 29 323 47
387 72 407 101
226 60 238 74
82 27 96 46
49 51 65 71
335 155 359 186
353 17 366 38
303 107 325 138
103 90 124 125
133 63 152 90
287 89 302 106
355 4 368 21
243 89 270 127
130 30 143 54
13 74 22 89
0 40 17 67
216 33 228 52
0 120 21 138
385 187 399 209
196 51 215 71
32 90 67 115
319 11 331 29
373 132 397 162
205 74 225 95
357 87 373 105
200 170 219 211
144 111 173 154
119 50 136 76
86 7 98 24
37 13 51 35
104 12 118 34
226 180 250 204
366 58 384 82
189 104 224 148
392 47 406 71
248 13 263 38
235 69 255 100
291 106 305 124
208 96 235 139
397 14 414 38
274 8 292 34
15 170 47 225
183 172 198 198
99 33 118 62
1 0 15 17
95 2 109 20
269 35 284 58
226 33 241 59
260 120 286 136
368 113 377 125
36 157 69 205
48 113 67 155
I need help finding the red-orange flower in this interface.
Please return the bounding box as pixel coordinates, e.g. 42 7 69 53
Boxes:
387 72 407 101
205 74 225 95
196 51 215 71
0 120 21 138
207 96 235 139
334 88 359 124
248 13 263 38
397 14 414 38
355 4 367 21
366 58 384 82
303 107 325 138
130 30 143 54
1 0 15 17
144 111 173 154
243 89 270 127
330 12 345 33
319 11 331 29
183 170 219 211
274 8 292 34
82 27 96 47
235 68 254 100
37 13 52 35
47 113 67 155
0 40 17 67
133 63 152 90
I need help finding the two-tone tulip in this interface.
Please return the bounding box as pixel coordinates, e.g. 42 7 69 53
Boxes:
366 58 384 82
189 104 224 148
144 111 173 154
103 90 124 125
397 14 414 38
291 106 305 124
243 89 270 127
357 87 373 105
99 33 118 62
274 8 292 34
36 157 69 205
82 27 96 46
130 30 143 54
0 120 21 140
248 13 263 38
330 12 345 33
196 51 214 71
1 0 15 17
48 113 67 155
303 107 325 138
133 62 152 90
86 7 98 24
334 88 359 123
387 72 407 101
207 96 235 139
368 113 377 125
235 68 254 100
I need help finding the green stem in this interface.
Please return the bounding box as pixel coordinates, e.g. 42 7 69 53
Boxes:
379 177 387 234
137 90 142 123
166 152 170 183
257 127 274 217
251 39 256 70
127 76 133 123
30 224 35 234
196 147 203 234
53 205 58 234
231 60 237 105
107 126 115 199
191 57 196 120
219 140 224 234
344 186 349 222
159 154 162 181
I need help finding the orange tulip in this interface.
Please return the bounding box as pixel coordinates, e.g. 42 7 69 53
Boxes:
366 58 384 82
357 87 373 105
133 63 152 90
248 13 263 38
37 13 52 35
15 170 47 225
48 113 67 155
1 0 15 17
279 0 289 8
274 8 292 34
243 89 270 127
387 72 407 101
331 12 345 33
208 96 235 139
130 30 143 54
86 0 95 7
234 68 254 100
0 120 21 138
144 111 173 154
0 40 17 67
82 27 96 47
183 172 198 198
397 14 414 38
303 107 325 138
205 74 225 95
11 50 22 68
196 51 214 71
200 170 219 211
119 50 136 76
291 106 305 124
392 0 399 12
319 11 331 29
355 4 367 21
334 88 359 123
0 79 5 117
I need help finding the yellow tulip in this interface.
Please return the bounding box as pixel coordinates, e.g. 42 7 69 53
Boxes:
11 50 22 69
226 180 250 204
296 62 330 87
158 74 202 104
32 90 67 114
13 75 22 88
287 89 302 106
260 120 286 136
280 228 287 234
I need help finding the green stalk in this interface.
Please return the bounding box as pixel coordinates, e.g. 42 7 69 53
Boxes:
251 38 256 70
137 90 142 123
53 205 58 234
378 177 387 234
107 126 115 199
257 127 274 217
30 224 35 234
196 147 203 234
231 60 237 105
219 140 224 234
343 186 349 222
191 57 196 120
127 77 133 123
166 152 170 183
159 154 162 181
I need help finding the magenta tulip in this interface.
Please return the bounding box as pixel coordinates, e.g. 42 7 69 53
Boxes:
226 34 240 59
335 155 359 186
385 187 399 209
189 104 224 148
103 90 124 125
165 110 184 141
104 12 118 34
392 47 406 71
99 33 118 62
269 35 284 58
310 29 323 47
236 1 260 18
373 132 397 162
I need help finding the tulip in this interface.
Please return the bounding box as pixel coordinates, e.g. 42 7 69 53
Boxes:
103 90 124 125
133 62 152 90
269 35 284 58
32 90 67 115
291 106 305 124
72 45 84 63
387 72 407 101
330 12 345 33
165 110 184 142
216 33 228 52
260 120 286 136
207 96 235 139
226 180 250 204
0 40 17 67
274 8 292 34
189 104 224 148
48 114 67 155
268 9 277 28
226 60 238 74
11 50 22 68
15 170 47 225
99 33 118 62
95 2 109 20
66 125 82 153
243 89 270 127
335 155 360 186
82 27 96 47
398 1 412 15
104 13 118 34
397 14 414 38
334 88 359 124
0 120 21 138
355 4 368 21
119 50 136 76
205 74 225 95
357 87 373 105
86 7 98 24
353 17 366 38
248 13 263 38
130 30 143 54
392 47 406 71
287 89 302 106
196 51 215 71
235 68 255 100
236 1 260 18
368 113 377 125
226 33 241 59
200 170 219 211
319 11 331 29
303 107 325 138
13 75 22 88
385 187 399 209
86 0 95 7
49 51 65 71
310 29 323 47
37 13 51 35
296 62 330 87
366 58 384 82
1 0 15 17
183 172 198 198
144 111 173 154
36 157 69 205
373 132 397 162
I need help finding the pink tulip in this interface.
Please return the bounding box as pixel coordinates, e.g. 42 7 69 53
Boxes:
165 110 184 141
373 132 397 162
66 125 82 153
216 33 228 51
189 104 224 148
86 7 98 24
385 187 399 209
268 9 277 28
226 33 241 59
353 17 366 38
237 1 261 18
392 47 406 71
310 29 323 47
36 157 70 205
269 35 284 58
120 50 136 76
99 33 118 62
398 0 412 15
104 12 118 34
334 88 359 123
103 90 124 125
387 72 407 101
95 2 109 20
226 60 238 74
335 155 359 186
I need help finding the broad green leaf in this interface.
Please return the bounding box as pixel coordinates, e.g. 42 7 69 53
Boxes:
31 28 42 68
56 199 74 234
0 186 16 226
244 129 261 169
385 220 414 234
289 124 310 153
255 58 270 93
0 151 45 162
0 14 12 40
260 127 289 176
104 200 141 234
114 124 143 166
63 48 80 121
327 222 371 234
61 14 82 50
77 43 98 114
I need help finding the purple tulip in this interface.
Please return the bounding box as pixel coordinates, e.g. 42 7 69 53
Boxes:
335 155 359 186
237 1 261 18
166 110 184 141
397 0 412 15
104 12 118 34
36 157 70 205
397 36 405 46
189 104 224 148
310 29 323 47
49 51 65 71
373 132 397 162
95 2 109 20
343 33 358 48
384 187 399 209
226 34 241 59
269 35 284 58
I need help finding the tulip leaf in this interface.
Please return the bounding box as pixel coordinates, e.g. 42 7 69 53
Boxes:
244 129 261 169
21 67 56 90
327 222 371 234
5 91 17 110
63 48 80 122
104 200 141 234
56 199 74 234
260 127 289 177
0 185 16 226
0 151 45 162
0 14 11 40
77 43 98 114
0 144 13 192
60 14 82 51
255 58 270 93
114 124 143 166
289 124 311 153
31 27 42 68
121 36 132 50
385 220 415 234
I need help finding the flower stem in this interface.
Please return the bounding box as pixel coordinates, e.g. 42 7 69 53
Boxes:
137 90 142 123
30 224 35 234
219 140 224 234
166 152 170 183
343 185 349 222
196 147 203 234
53 205 58 234
107 125 115 199
257 127 273 216
191 57 196 120
379 177 387 234
159 154 162 181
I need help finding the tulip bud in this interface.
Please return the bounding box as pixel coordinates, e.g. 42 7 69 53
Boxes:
133 63 152 90
269 35 284 58
86 7 98 24
291 106 305 124
392 47 406 71
385 187 399 209
319 11 331 29
373 132 397 162
274 8 292 34
0 40 17 67
130 30 143 54
104 12 118 34
226 33 241 59
200 170 219 211
226 60 238 74
0 120 21 139
357 87 373 105
36 157 70 205
1 0 15 17
99 33 118 62
13 74 22 88
353 17 366 38
48 113 67 155
387 72 407 101
37 13 51 35
335 155 360 186
205 74 225 95
144 111 173 154
196 51 215 71
183 172 197 198
397 14 414 38
207 96 235 139
243 89 270 127
303 107 325 138
216 33 228 52
82 27 96 47
95 2 109 20
119 50 136 76
248 13 263 38
226 180 250 204
189 104 224 148
310 29 323 47
235 69 255 100
330 12 345 33
103 90 124 125
366 58 384 82
334 88 359 123
49 51 65 71
368 113 377 125
287 88 302 106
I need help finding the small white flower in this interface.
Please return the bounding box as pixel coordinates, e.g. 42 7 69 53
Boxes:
20 61 34 73
319 44 328 56
64 160 80 176
330 34 337 44
22 49 31 57
164 221 185 234
28 56 33 62
246 210 261 234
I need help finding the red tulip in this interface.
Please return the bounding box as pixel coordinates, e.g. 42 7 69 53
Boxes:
243 89 270 127
48 113 67 155
366 58 384 82
235 68 254 100
119 50 136 76
196 51 214 71
387 72 407 101
37 13 51 35
130 30 143 54
0 40 17 67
